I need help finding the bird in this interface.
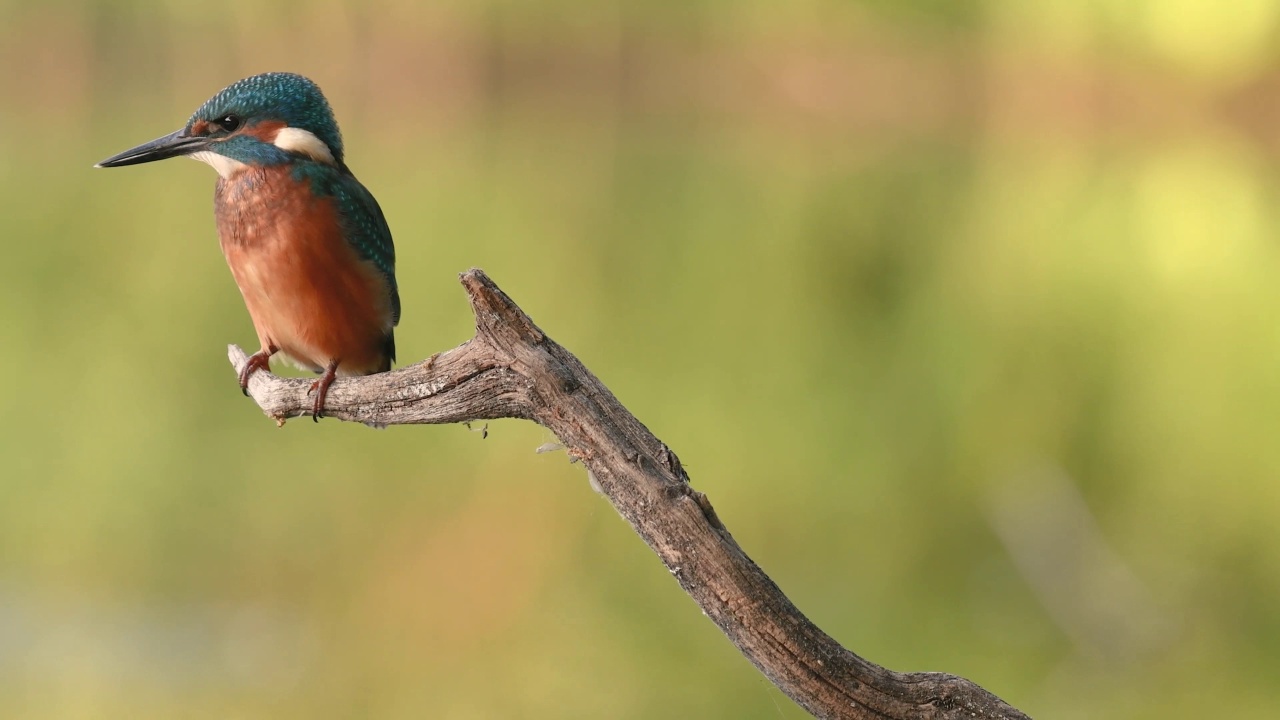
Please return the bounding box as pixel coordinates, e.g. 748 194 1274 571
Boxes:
96 72 400 421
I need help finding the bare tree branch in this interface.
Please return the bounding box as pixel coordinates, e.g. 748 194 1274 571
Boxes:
226 268 1032 720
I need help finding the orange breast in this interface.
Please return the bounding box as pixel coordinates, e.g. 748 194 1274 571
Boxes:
216 166 394 376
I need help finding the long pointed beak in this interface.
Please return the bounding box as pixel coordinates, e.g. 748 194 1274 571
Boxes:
95 128 210 168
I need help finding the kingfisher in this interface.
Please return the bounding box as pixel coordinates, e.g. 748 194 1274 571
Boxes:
97 72 400 421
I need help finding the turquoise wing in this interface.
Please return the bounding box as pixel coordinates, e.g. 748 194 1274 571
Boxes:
300 163 401 328
334 172 400 327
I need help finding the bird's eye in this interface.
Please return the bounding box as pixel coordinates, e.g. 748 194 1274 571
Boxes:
216 114 242 132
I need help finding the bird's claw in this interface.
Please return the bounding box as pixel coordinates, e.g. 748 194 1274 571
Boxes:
309 361 339 423
238 350 274 395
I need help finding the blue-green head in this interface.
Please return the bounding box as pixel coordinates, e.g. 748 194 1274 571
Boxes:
96 72 345 176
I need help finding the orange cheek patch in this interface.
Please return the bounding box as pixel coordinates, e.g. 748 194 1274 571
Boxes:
246 120 287 142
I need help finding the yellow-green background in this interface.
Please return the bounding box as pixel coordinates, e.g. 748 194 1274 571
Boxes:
3 1 1279 717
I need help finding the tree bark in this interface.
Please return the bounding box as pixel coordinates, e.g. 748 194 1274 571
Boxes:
227 268 1032 720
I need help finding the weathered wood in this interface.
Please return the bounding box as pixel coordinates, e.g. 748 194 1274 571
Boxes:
227 268 1032 720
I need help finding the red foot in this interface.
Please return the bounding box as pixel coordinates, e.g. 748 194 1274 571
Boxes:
239 346 277 395
308 361 340 422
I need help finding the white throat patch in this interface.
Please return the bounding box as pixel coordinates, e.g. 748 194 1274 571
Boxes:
189 151 249 179
273 127 337 165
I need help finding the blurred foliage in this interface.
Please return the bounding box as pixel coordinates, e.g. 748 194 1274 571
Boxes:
2 0 1280 717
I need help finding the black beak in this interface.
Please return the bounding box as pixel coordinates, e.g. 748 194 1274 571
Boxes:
95 128 210 168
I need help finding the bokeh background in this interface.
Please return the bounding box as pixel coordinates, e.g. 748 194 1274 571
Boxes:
3 1 1280 717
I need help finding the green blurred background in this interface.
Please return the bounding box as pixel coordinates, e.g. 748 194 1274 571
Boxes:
3 0 1280 717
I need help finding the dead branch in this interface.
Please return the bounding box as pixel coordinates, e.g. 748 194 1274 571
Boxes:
227 268 1031 720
